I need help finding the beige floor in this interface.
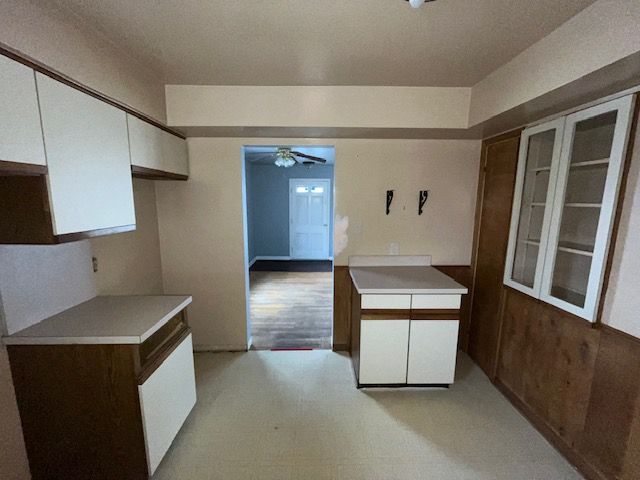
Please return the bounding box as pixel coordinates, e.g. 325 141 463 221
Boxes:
153 351 583 480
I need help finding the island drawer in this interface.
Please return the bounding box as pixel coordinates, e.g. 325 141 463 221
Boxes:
137 310 189 380
411 294 461 309
361 294 411 309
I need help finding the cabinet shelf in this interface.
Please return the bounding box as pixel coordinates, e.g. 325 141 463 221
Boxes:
570 158 609 168
564 202 602 208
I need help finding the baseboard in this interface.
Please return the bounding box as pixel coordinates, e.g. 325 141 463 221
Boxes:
193 344 249 352
248 257 258 268
494 379 606 480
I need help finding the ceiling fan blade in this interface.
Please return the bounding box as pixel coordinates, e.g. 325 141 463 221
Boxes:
250 153 276 162
291 151 327 163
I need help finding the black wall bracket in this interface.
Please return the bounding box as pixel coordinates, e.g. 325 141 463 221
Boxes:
386 190 394 215
419 190 429 215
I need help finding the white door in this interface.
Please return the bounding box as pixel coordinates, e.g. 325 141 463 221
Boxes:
407 320 459 384
289 179 330 259
359 320 410 385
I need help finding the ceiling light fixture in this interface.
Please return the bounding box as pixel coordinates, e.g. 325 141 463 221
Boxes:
274 149 297 168
407 0 436 9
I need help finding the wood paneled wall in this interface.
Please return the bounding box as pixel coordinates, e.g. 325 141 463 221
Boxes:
332 264 473 352
468 101 640 480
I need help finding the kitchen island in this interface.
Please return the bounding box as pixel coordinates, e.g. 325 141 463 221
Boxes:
3 295 195 479
349 256 468 388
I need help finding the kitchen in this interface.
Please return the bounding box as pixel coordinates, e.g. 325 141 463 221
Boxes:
2 1 640 479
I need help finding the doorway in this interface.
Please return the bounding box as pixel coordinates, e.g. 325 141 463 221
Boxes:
242 146 335 350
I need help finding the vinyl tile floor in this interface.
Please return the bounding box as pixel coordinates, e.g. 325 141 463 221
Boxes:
152 351 583 480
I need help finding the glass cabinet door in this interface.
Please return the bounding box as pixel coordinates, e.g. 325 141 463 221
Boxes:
503 118 565 295
540 95 635 321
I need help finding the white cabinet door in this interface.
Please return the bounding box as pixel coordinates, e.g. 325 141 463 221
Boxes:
540 95 635 321
0 55 46 165
36 73 135 235
407 320 459 384
127 113 163 170
139 333 196 476
161 130 188 176
359 320 409 384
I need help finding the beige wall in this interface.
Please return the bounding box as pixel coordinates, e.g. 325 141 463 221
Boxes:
156 137 481 350
90 179 164 295
0 0 166 122
165 85 471 129
469 0 640 126
602 113 640 337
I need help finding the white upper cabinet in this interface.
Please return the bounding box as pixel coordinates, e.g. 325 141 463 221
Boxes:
36 73 136 235
0 55 46 166
161 130 188 176
505 95 635 321
127 113 163 170
127 113 188 177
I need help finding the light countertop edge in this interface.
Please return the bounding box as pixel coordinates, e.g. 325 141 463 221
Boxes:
349 266 468 295
2 295 193 346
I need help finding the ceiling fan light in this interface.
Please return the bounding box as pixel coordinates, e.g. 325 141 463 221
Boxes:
409 0 423 8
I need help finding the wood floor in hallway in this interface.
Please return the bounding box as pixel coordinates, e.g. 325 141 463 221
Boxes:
249 270 333 349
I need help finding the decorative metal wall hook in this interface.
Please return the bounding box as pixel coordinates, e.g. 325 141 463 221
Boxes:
386 190 394 215
418 190 429 215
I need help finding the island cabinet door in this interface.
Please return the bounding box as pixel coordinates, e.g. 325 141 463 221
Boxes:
138 333 196 476
359 319 409 384
407 320 459 384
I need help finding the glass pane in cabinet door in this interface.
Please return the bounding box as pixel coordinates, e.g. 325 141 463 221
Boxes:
510 129 556 288
550 111 617 307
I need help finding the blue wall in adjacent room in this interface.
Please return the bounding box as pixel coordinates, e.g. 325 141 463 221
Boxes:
246 162 334 261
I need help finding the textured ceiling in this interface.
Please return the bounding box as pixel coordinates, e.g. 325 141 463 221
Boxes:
53 0 595 86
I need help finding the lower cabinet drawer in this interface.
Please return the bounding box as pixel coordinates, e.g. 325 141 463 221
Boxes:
407 320 459 384
138 333 196 475
361 294 411 309
359 319 409 384
411 294 461 309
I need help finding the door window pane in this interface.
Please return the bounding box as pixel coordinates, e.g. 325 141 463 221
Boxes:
510 129 556 288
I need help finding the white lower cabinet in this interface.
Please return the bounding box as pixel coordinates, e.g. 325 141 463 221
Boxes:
139 333 197 475
407 320 459 384
359 320 409 384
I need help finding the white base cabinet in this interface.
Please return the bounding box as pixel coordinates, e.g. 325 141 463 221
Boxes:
139 333 197 476
359 320 410 384
407 320 459 384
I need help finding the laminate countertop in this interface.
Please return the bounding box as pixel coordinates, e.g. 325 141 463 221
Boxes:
2 295 192 345
350 266 468 295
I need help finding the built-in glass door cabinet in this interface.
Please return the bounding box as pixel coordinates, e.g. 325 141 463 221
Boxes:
505 95 635 322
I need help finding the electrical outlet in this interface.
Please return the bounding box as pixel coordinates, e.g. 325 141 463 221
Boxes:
388 243 399 255
92 256 98 273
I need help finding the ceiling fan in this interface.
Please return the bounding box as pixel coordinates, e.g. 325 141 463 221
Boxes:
255 148 328 168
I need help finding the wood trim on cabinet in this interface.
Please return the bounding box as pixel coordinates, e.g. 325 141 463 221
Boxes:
137 326 191 384
410 309 460 320
0 45 185 140
131 165 188 181
350 279 362 382
0 160 47 176
54 224 136 243
361 309 411 320
7 343 149 479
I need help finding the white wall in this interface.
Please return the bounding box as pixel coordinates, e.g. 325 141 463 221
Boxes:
90 179 164 295
469 0 640 126
0 0 167 122
165 85 471 129
602 114 640 337
156 137 481 350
